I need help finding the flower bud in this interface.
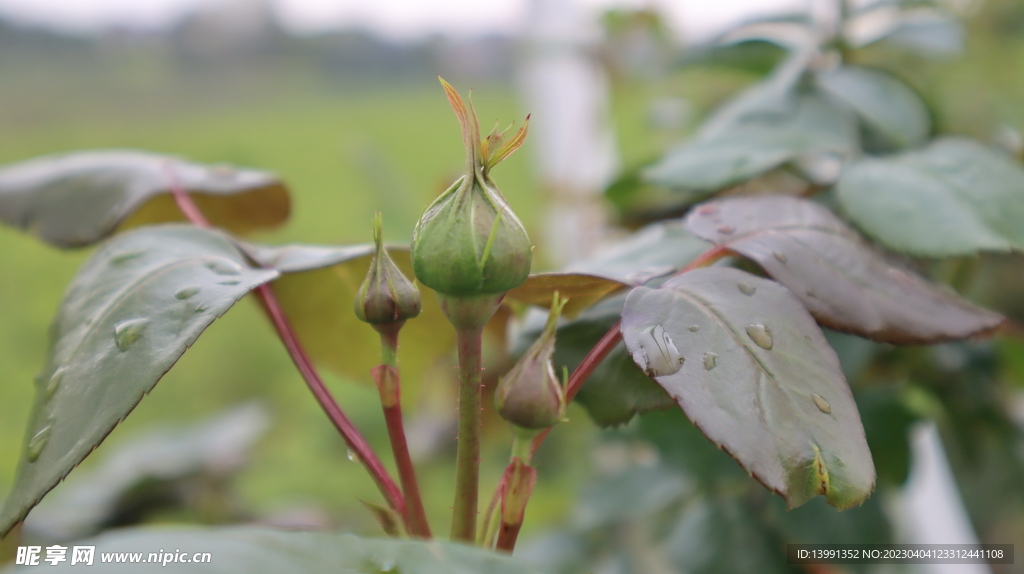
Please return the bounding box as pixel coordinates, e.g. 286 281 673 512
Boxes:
355 213 422 326
411 78 533 298
495 293 568 431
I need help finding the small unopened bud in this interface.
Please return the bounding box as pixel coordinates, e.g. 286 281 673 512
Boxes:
411 78 533 298
355 213 421 326
495 293 568 431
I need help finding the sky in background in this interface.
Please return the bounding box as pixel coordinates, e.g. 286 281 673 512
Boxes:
0 0 805 42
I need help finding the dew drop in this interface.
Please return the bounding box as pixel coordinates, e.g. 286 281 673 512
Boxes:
27 422 52 462
812 393 832 414
374 558 397 572
703 352 718 371
632 325 685 377
175 286 200 300
737 282 756 296
217 278 242 285
110 250 145 265
745 324 773 350
716 225 735 235
205 258 243 276
773 251 788 263
347 448 362 464
194 303 210 313
114 318 150 351
688 324 700 332
44 367 66 401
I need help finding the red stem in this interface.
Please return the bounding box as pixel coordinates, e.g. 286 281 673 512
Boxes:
167 175 407 518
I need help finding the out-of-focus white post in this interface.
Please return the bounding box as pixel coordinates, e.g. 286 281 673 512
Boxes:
518 0 619 267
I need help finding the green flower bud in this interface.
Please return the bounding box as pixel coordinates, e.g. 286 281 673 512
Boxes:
411 78 533 298
355 213 422 326
495 293 568 431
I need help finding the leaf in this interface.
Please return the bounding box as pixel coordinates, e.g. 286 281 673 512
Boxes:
0 225 278 536
837 137 1024 256
815 65 930 149
620 267 875 509
3 526 543 573
572 466 690 530
565 219 713 282
0 150 290 248
686 196 1004 343
505 273 629 318
645 93 857 194
241 242 454 390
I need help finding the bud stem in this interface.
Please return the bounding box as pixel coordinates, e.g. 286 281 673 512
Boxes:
374 331 432 539
451 324 485 541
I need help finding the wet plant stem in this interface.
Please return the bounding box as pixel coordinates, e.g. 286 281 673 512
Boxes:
451 325 484 542
376 328 431 538
168 179 407 520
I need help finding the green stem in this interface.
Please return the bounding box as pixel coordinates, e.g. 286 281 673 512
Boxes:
451 325 484 541
377 328 432 539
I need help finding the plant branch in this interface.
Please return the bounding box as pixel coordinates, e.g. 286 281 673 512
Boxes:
168 176 407 518
451 325 484 541
375 329 432 538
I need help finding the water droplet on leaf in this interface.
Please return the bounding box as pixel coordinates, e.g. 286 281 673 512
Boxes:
688 325 700 332
114 318 150 351
633 325 684 377
44 367 66 401
745 324 773 350
205 258 243 276
703 352 718 371
812 393 832 414
175 286 200 300
27 422 52 462
773 251 788 263
217 278 242 285
110 250 145 265
347 449 362 464
737 282 756 296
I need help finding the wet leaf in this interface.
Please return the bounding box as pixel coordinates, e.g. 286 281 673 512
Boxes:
505 273 629 318
620 268 875 509
564 219 712 283
0 150 290 248
837 138 1024 256
241 242 454 390
4 526 543 573
0 226 278 536
686 196 1004 343
815 65 930 149
645 93 857 195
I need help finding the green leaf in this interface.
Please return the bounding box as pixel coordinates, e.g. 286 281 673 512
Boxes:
241 242 455 392
686 196 1004 343
573 466 690 530
2 526 543 573
0 150 290 248
815 65 930 149
563 220 712 282
620 268 875 509
506 273 629 318
837 138 1024 256
645 93 857 194
0 225 278 536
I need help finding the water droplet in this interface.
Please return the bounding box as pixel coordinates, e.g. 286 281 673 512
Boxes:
217 278 242 285
745 324 773 350
27 423 52 462
114 318 150 351
805 289 816 298
194 303 210 313
737 282 756 296
688 324 700 332
347 448 362 464
175 286 200 300
716 225 735 235
703 352 718 371
373 558 397 572
632 325 685 377
812 393 832 414
44 367 66 401
110 250 145 265
205 258 242 276
773 251 788 263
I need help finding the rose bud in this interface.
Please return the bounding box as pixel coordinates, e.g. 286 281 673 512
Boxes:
354 213 421 327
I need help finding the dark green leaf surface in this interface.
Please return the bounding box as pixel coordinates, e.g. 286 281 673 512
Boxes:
0 150 290 248
837 138 1024 256
4 526 543 573
815 65 930 149
0 225 278 536
620 268 875 509
646 93 857 194
686 196 1004 343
